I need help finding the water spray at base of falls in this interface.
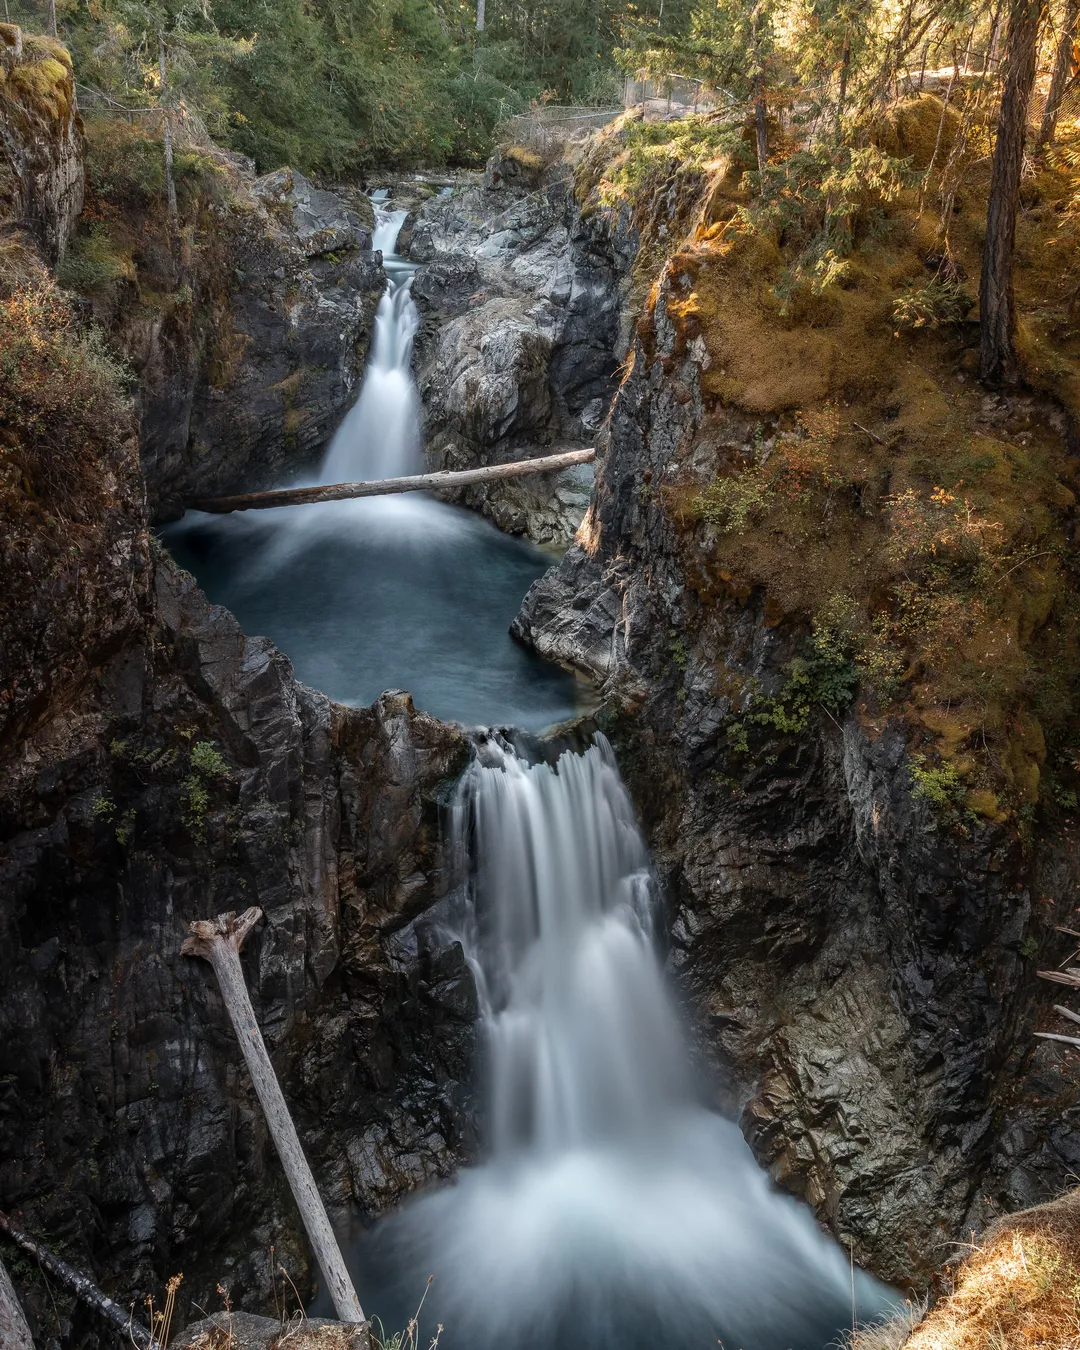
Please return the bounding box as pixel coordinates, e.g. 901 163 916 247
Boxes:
333 736 898 1350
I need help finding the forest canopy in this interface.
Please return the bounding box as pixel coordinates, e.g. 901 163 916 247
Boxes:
3 0 642 171
5 0 1080 180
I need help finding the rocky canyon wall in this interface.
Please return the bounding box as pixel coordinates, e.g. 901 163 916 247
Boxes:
514 198 1080 1284
1 38 476 1346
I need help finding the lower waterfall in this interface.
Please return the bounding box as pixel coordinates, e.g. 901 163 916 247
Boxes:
332 736 897 1350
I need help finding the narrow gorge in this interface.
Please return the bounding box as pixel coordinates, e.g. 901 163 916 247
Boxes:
3 13 1080 1350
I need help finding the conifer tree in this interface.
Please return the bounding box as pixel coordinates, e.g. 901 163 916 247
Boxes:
980 0 1047 384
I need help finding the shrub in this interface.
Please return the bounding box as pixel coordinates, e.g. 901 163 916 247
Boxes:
181 740 230 836
892 276 974 330
909 754 966 814
59 224 133 293
692 471 773 533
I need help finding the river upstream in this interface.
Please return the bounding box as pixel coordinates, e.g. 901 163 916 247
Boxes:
167 193 899 1350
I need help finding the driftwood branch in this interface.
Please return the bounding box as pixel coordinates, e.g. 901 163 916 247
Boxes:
182 910 365 1324
1035 1031 1080 1049
0 1211 153 1348
192 447 596 514
1054 1004 1080 1027
0 1254 35 1350
1036 969 1080 988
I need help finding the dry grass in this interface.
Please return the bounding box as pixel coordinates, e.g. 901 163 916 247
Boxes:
848 1297 930 1350
896 1191 1080 1350
500 143 546 177
274 1324 370 1348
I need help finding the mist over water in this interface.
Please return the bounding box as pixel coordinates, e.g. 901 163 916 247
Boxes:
328 738 898 1350
164 196 580 729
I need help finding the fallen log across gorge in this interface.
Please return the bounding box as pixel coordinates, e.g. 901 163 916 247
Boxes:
191 447 596 514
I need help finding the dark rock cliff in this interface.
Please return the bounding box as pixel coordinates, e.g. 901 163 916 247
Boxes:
136 167 384 519
1 48 476 1346
514 263 1080 1286
2 551 475 1343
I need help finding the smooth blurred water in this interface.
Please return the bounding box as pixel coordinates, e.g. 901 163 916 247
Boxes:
315 738 900 1350
165 496 581 729
164 196 582 731
170 196 900 1348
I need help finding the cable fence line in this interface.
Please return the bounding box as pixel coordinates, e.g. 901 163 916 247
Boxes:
504 105 623 155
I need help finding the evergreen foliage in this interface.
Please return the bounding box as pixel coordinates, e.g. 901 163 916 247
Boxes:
7 0 637 172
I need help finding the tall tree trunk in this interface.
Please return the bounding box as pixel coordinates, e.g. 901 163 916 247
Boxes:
753 72 768 171
979 0 1045 385
1038 0 1080 144
751 15 769 173
46 0 56 36
476 0 485 32
836 40 851 135
158 33 179 243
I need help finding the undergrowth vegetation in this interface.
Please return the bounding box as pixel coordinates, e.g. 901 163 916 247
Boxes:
582 85 1080 828
0 280 132 509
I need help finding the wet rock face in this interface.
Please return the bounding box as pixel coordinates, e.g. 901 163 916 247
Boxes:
0 26 84 266
2 529 476 1346
513 275 1077 1285
408 169 634 544
140 166 384 519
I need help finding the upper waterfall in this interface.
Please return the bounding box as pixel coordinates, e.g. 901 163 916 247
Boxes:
320 199 421 484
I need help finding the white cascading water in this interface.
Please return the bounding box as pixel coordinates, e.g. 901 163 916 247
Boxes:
320 196 422 484
166 188 581 727
351 736 897 1350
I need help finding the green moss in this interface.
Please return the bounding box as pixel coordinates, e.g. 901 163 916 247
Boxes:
6 38 74 122
59 224 133 294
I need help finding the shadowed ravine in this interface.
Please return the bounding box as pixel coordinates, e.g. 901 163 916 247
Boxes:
172 195 898 1348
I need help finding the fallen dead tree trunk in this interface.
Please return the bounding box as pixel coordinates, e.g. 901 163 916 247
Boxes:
0 1254 35 1350
182 909 365 1324
192 447 596 514
0 1211 153 1348
1037 969 1080 988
